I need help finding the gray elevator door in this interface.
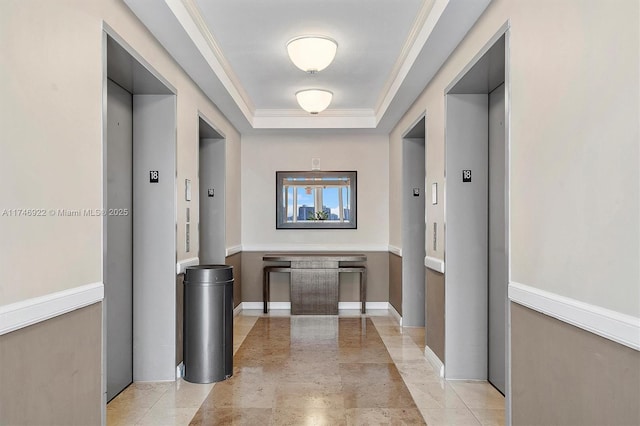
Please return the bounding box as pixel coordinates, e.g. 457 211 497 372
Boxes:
488 83 507 394
106 79 133 401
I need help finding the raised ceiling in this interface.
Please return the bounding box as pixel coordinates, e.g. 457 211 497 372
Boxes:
123 0 492 132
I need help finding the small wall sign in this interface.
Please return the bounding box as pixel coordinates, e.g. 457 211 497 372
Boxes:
431 183 438 205
149 171 159 183
185 179 191 201
462 170 472 183
207 188 214 197
413 188 420 197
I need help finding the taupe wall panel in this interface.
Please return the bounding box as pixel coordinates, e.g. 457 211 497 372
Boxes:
225 252 242 308
0 303 102 425
511 302 640 425
426 268 445 363
242 251 388 303
389 253 402 315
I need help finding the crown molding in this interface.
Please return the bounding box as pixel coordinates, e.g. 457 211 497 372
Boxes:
165 0 450 129
252 109 377 129
165 0 254 119
375 0 449 123
145 0 489 131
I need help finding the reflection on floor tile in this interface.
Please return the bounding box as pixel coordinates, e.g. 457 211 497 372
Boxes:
107 309 505 425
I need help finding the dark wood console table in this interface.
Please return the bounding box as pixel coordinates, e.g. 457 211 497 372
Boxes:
262 253 367 315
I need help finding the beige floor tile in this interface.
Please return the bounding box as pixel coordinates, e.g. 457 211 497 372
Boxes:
374 325 405 336
107 403 149 426
151 380 213 409
342 382 417 409
203 379 277 408
395 361 441 384
469 408 505 426
272 407 348 425
381 335 418 347
449 381 505 409
386 346 427 362
189 407 273 425
275 382 345 409
135 406 197 426
345 408 426 425
406 382 467 409
419 407 482 426
111 382 172 408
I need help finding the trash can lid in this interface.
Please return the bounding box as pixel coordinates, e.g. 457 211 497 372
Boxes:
184 264 233 284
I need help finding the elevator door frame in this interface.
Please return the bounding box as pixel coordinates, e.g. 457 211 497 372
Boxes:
443 21 512 423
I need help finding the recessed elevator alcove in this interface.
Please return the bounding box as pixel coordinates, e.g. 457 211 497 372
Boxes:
444 30 508 395
198 117 226 264
104 31 177 402
402 117 426 327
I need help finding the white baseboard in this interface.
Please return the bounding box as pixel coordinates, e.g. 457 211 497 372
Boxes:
424 345 445 377
238 301 391 312
509 281 640 351
424 256 445 273
225 245 242 257
176 257 199 274
233 304 242 317
0 282 104 335
388 303 403 326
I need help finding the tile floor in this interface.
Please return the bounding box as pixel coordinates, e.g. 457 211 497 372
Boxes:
107 310 505 425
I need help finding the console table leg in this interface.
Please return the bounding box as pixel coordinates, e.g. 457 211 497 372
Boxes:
263 269 269 313
361 269 367 314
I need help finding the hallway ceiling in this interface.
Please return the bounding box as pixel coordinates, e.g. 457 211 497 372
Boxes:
123 0 491 133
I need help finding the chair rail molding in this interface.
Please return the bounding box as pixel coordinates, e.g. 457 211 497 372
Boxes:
176 257 199 274
509 281 640 351
388 245 402 256
225 245 242 257
0 282 104 335
424 256 445 273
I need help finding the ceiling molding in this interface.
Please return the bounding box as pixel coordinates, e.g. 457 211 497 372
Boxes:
374 0 449 124
165 0 255 117
252 111 377 129
374 0 438 115
124 0 491 132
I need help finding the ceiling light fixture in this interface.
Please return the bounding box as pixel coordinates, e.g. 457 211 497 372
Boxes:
286 36 338 73
296 89 333 114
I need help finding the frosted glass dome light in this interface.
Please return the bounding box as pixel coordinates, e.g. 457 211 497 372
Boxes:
287 36 338 73
295 89 333 114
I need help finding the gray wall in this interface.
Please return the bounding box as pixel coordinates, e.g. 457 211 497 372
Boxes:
402 138 426 326
241 251 388 304
511 302 640 425
389 252 402 315
0 304 102 425
426 268 445 363
444 93 489 379
132 94 176 381
199 138 226 264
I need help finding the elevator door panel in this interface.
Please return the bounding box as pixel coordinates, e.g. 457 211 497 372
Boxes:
106 79 133 401
488 83 506 394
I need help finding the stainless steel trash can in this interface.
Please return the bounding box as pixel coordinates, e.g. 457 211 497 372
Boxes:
183 265 233 383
